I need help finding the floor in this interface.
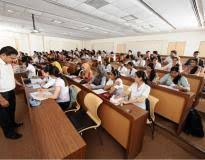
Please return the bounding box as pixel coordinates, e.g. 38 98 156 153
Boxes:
0 93 203 159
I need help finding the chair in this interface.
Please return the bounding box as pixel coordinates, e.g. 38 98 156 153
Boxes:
146 95 159 139
64 85 81 113
67 93 103 134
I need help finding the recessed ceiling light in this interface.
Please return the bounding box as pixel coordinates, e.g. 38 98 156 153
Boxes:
7 10 14 13
52 20 63 24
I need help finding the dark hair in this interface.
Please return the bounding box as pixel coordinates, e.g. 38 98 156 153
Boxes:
194 51 199 54
135 70 148 84
127 61 134 67
171 50 177 55
44 65 68 86
22 56 32 67
170 66 182 84
190 59 199 74
0 46 18 55
153 51 158 55
111 69 121 79
147 63 156 82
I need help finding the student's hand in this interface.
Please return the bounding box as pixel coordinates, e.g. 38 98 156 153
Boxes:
123 100 129 105
0 97 9 107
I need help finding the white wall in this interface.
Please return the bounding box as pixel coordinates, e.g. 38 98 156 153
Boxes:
83 31 205 56
0 31 83 55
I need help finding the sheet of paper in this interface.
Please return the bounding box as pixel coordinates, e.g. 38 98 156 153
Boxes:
92 89 107 95
30 91 52 101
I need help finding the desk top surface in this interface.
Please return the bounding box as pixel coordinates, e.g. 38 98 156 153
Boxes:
24 86 86 159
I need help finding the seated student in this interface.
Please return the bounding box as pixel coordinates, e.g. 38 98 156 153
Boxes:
80 62 93 82
127 61 137 78
159 66 190 92
50 58 62 73
71 63 82 76
117 61 128 76
40 64 56 89
123 70 150 110
162 56 182 72
88 65 107 90
152 51 162 63
163 50 177 65
145 63 158 83
104 71 114 90
105 69 124 96
44 66 70 111
183 58 201 75
152 57 161 69
104 60 112 73
135 55 146 67
184 51 204 68
22 56 36 79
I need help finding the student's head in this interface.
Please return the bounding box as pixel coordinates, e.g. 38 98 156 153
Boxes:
110 69 121 80
190 58 198 67
152 57 158 64
76 63 82 70
146 51 150 56
127 61 134 69
153 51 158 56
22 56 32 67
146 63 155 72
172 56 179 65
193 51 199 58
119 61 124 66
170 50 177 57
170 66 180 78
0 46 18 64
134 71 147 84
42 64 53 77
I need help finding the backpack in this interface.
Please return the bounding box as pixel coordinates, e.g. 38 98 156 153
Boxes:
183 109 204 137
68 86 77 109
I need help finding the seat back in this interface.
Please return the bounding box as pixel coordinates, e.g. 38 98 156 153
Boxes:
70 84 81 95
148 95 159 121
84 93 103 127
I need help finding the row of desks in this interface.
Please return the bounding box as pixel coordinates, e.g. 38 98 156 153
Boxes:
65 76 148 158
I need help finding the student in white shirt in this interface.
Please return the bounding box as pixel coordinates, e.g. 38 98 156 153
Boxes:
123 70 151 110
43 66 70 111
118 61 128 76
135 55 146 67
104 71 114 90
127 62 137 78
163 50 177 65
22 56 36 79
152 57 162 70
40 65 56 89
105 69 124 96
104 60 112 73
0 46 23 139
162 56 182 72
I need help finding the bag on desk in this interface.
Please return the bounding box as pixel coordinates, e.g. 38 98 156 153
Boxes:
183 109 204 137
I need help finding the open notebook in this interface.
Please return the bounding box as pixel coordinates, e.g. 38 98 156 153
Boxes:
30 91 52 101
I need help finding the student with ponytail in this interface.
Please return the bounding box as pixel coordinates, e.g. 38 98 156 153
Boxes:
123 70 150 110
40 65 70 111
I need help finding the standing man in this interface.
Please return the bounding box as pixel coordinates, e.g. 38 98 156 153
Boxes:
0 46 23 139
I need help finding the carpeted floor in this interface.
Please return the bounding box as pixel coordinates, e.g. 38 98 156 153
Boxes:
0 93 203 159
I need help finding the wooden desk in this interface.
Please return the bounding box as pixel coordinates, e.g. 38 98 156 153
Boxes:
65 76 148 159
120 75 195 134
23 86 86 159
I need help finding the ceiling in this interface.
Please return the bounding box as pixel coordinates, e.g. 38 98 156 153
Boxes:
0 0 204 40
